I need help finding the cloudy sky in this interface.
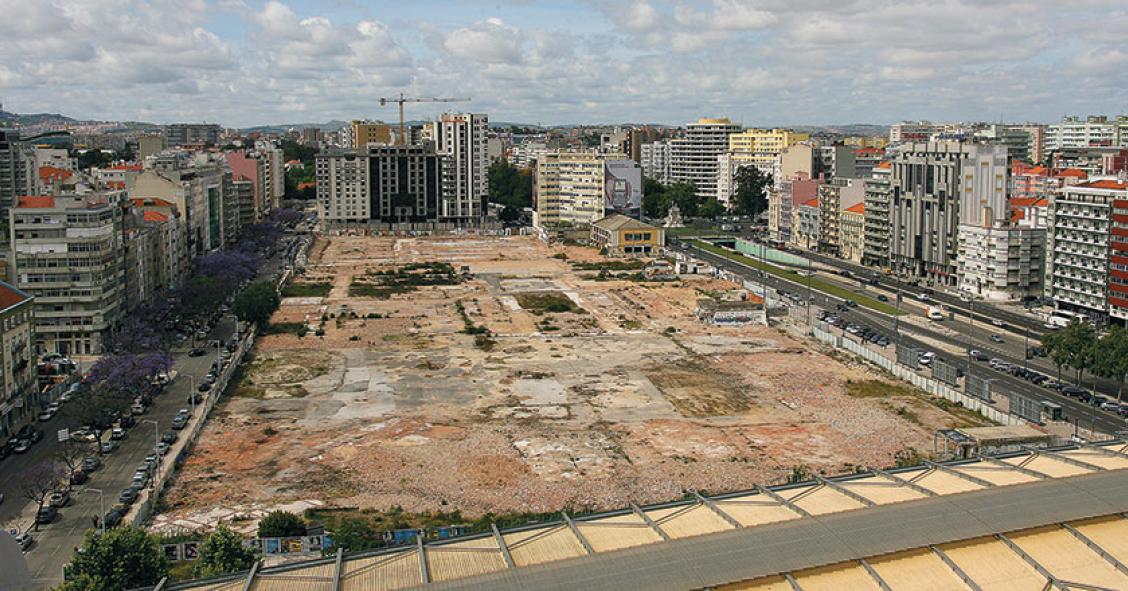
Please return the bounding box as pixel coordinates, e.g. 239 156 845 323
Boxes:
1 0 1126 128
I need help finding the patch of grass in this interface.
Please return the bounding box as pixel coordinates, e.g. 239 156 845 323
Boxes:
349 282 414 298
167 560 195 582
265 322 305 335
843 379 917 398
282 282 332 298
690 240 904 316
515 292 582 314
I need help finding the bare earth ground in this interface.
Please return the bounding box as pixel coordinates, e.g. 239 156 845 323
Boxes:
158 234 988 528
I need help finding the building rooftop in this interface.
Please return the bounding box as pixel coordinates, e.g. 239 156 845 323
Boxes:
0 280 32 313
801 198 819 207
844 202 865 214
17 196 56 208
1076 179 1127 190
142 210 170 223
156 441 1128 591
1057 168 1089 179
592 213 656 232
38 166 73 183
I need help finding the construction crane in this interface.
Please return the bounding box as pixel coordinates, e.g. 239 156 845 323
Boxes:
378 94 471 143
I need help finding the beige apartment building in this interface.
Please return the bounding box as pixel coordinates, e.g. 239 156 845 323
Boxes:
533 151 638 227
839 202 866 263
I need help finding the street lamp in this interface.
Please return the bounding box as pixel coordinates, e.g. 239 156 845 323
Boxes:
83 488 104 534
186 374 196 413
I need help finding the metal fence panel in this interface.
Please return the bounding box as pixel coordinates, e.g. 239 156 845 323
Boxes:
966 374 993 402
931 359 959 386
896 345 919 368
1008 392 1042 423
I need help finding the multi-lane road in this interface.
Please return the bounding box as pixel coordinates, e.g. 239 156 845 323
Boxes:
679 241 1128 436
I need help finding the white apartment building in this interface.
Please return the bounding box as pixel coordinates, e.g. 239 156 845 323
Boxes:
430 113 489 223
670 118 742 199
641 140 672 184
1046 179 1128 323
956 225 1045 301
889 121 945 144
1044 116 1115 153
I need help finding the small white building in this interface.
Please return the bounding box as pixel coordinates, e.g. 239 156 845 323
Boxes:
695 297 767 326
956 224 1045 301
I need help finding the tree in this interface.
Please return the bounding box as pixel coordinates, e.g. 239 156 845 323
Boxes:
1061 320 1098 386
732 166 772 217
666 182 699 218
1093 326 1128 402
329 518 383 553
21 461 64 531
498 204 521 223
56 440 92 488
58 526 168 591
193 525 258 577
487 160 532 210
258 510 306 538
642 178 670 219
699 197 726 219
233 281 281 326
1042 330 1069 382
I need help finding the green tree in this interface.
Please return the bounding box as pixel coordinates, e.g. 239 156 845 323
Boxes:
329 518 383 553
487 159 532 210
666 182 699 218
1042 330 1069 382
732 166 772 217
233 281 281 326
1093 326 1128 402
258 510 306 538
1061 320 1098 386
57 526 168 591
699 197 726 219
642 178 670 219
279 139 319 165
193 525 258 578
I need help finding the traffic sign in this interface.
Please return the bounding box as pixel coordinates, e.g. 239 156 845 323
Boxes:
57 428 69 442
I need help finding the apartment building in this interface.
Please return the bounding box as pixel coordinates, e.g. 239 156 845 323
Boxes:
727 129 810 177
889 121 946 144
131 198 187 289
852 147 885 179
315 145 443 224
816 178 864 255
974 125 1034 164
641 140 672 183
862 162 892 268
0 281 34 438
792 198 820 249
164 123 221 147
136 134 166 160
956 224 1045 301
532 151 640 227
1046 179 1128 324
840 202 866 263
1044 116 1115 153
670 118 742 199
888 143 1007 284
815 145 857 179
430 113 489 223
345 120 394 148
9 194 125 356
768 173 822 244
0 130 35 225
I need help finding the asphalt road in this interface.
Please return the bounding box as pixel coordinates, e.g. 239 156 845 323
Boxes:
682 243 1128 435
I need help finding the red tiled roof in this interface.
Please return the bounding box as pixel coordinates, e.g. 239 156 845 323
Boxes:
131 198 175 207
142 210 169 223
876 161 891 169
802 198 819 207
1011 210 1025 222
38 166 73 183
105 181 126 190
853 147 884 156
844 202 865 214
1009 197 1048 207
0 281 30 311
1057 168 1088 178
18 196 56 208
1078 180 1127 190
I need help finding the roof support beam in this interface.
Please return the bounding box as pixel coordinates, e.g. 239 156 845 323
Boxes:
562 512 594 555
693 492 743 529
1020 445 1105 472
996 533 1069 591
417 535 430 585
1084 442 1128 460
929 545 982 591
814 475 876 507
492 523 515 569
858 558 892 591
631 503 671 541
923 460 995 488
241 559 261 591
332 547 344 591
784 573 804 591
873 468 938 497
1061 523 1128 577
755 484 812 518
977 454 1050 479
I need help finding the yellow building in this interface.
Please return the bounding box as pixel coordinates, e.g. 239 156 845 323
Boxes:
840 202 866 263
534 151 640 227
350 120 393 147
591 213 664 256
727 128 811 175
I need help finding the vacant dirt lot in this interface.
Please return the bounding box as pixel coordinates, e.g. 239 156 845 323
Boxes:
161 234 989 523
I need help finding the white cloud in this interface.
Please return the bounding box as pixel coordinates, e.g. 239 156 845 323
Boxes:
443 18 523 64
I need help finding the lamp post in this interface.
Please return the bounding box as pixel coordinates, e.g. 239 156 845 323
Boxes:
84 488 104 534
186 374 196 413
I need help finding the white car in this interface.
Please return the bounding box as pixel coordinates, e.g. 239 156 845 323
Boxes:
990 319 1005 327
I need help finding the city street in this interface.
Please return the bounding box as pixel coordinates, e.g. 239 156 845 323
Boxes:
682 242 1128 436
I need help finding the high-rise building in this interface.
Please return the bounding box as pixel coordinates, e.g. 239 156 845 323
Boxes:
0 130 34 226
1044 116 1115 154
670 118 742 199
641 140 672 184
889 121 945 144
0 280 34 437
816 178 865 255
346 120 394 148
9 194 125 356
815 145 857 179
532 151 640 227
974 125 1034 163
1046 179 1128 323
956 224 1045 301
315 145 444 224
727 128 810 177
136 134 165 160
429 113 489 223
768 173 823 244
164 123 222 147
862 162 892 269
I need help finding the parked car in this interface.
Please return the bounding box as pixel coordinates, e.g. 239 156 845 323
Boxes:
12 439 31 454
154 442 170 456
100 440 118 454
69 470 89 485
103 508 124 528
110 427 127 441
118 490 137 505
81 457 101 472
990 334 1004 343
188 392 204 404
171 416 187 430
14 531 32 550
160 430 178 444
188 348 207 357
36 506 57 524
969 350 989 362
130 403 146 416
48 490 70 508
1061 386 1088 398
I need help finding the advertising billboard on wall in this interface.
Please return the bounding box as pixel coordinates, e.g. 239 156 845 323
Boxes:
604 160 642 213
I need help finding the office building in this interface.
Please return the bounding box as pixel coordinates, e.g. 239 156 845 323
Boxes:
10 194 125 356
429 113 489 223
1046 179 1128 323
1044 116 1115 154
164 123 222 147
669 118 742 199
315 145 443 224
532 151 640 227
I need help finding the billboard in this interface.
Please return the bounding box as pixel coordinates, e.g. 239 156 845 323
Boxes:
604 160 642 213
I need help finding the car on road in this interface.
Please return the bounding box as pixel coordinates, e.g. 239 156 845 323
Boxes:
196 382 211 393
70 428 97 443
161 430 178 444
118 489 137 505
131 403 147 416
188 347 207 357
103 508 125 528
48 490 70 508
1100 401 1122 412
81 457 101 472
36 506 57 524
990 334 1004 343
991 319 1006 327
918 352 936 366
877 294 889 302
69 470 89 485
154 442 170 456
12 439 31 454
37 409 55 422
171 416 187 430
101 440 119 454
1061 386 1088 398
14 532 32 550
969 350 989 362
110 427 128 440
188 392 204 405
